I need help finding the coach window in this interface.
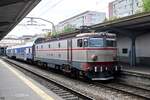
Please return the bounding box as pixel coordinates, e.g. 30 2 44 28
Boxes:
58 43 61 48
15 49 17 53
48 44 51 48
29 48 30 53
36 46 38 49
77 39 83 47
83 38 88 47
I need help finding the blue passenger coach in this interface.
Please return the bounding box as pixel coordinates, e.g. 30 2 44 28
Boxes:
15 42 33 61
6 42 34 62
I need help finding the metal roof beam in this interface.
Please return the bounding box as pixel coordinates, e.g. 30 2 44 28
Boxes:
0 22 12 26
0 0 29 7
0 31 4 33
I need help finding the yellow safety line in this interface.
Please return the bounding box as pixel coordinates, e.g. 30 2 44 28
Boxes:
0 60 55 100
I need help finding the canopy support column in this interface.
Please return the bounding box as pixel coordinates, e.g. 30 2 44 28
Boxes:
130 36 136 66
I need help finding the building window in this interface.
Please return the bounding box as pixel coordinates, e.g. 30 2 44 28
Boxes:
29 48 30 53
122 48 128 54
77 39 83 47
125 5 127 8
136 2 139 6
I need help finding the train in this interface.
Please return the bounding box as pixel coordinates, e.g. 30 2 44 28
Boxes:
6 32 121 80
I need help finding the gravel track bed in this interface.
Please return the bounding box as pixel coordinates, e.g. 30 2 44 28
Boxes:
119 71 150 91
98 82 150 99
3 58 146 100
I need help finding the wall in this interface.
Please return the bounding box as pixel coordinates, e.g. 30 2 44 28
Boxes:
136 34 150 65
117 34 150 65
117 35 131 63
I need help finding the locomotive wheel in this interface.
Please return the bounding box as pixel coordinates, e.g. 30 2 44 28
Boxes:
70 68 79 79
43 63 47 69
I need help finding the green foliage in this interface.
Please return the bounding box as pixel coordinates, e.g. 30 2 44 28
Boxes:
135 9 143 14
46 24 75 37
46 32 51 37
62 24 75 33
103 17 109 22
46 31 59 37
108 16 119 21
143 0 150 12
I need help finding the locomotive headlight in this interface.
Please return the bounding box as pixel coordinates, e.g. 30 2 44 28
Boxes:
91 55 98 61
94 66 97 72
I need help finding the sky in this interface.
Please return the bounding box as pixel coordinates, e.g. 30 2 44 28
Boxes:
8 0 114 37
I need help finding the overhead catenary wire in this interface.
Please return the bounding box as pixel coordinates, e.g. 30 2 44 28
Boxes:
38 0 65 17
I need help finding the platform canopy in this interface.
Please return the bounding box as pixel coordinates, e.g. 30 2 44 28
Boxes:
91 12 150 37
91 12 150 66
0 0 41 40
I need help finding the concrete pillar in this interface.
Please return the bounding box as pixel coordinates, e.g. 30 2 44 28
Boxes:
109 28 137 66
130 37 136 66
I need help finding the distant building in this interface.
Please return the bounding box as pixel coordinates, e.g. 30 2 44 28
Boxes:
18 35 34 40
55 11 106 33
0 35 24 47
109 0 143 18
0 34 46 47
0 34 46 56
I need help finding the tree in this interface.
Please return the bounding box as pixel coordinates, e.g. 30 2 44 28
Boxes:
46 32 52 37
108 16 119 21
143 0 150 12
62 24 75 33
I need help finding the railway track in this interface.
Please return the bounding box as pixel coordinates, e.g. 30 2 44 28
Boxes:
3 58 93 100
119 70 150 91
93 81 150 100
2 57 150 100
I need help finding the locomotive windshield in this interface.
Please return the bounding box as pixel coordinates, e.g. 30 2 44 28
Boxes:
87 37 116 47
89 38 103 47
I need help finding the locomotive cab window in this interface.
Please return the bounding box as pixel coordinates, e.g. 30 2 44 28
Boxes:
83 38 88 47
77 39 83 47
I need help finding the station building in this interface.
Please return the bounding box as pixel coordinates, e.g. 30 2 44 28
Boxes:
108 0 150 66
109 0 143 18
117 34 150 66
55 11 106 33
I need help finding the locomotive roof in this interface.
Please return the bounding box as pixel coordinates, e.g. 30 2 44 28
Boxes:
76 32 116 37
35 32 116 45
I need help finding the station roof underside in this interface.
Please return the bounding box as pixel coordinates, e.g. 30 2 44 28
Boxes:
0 0 41 40
91 12 150 37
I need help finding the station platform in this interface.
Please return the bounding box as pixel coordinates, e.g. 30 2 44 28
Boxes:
0 58 63 100
122 64 150 75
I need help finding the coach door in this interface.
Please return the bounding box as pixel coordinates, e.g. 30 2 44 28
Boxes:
67 39 72 63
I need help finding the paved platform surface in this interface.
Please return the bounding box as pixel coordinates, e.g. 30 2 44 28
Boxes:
0 58 63 100
122 64 150 75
